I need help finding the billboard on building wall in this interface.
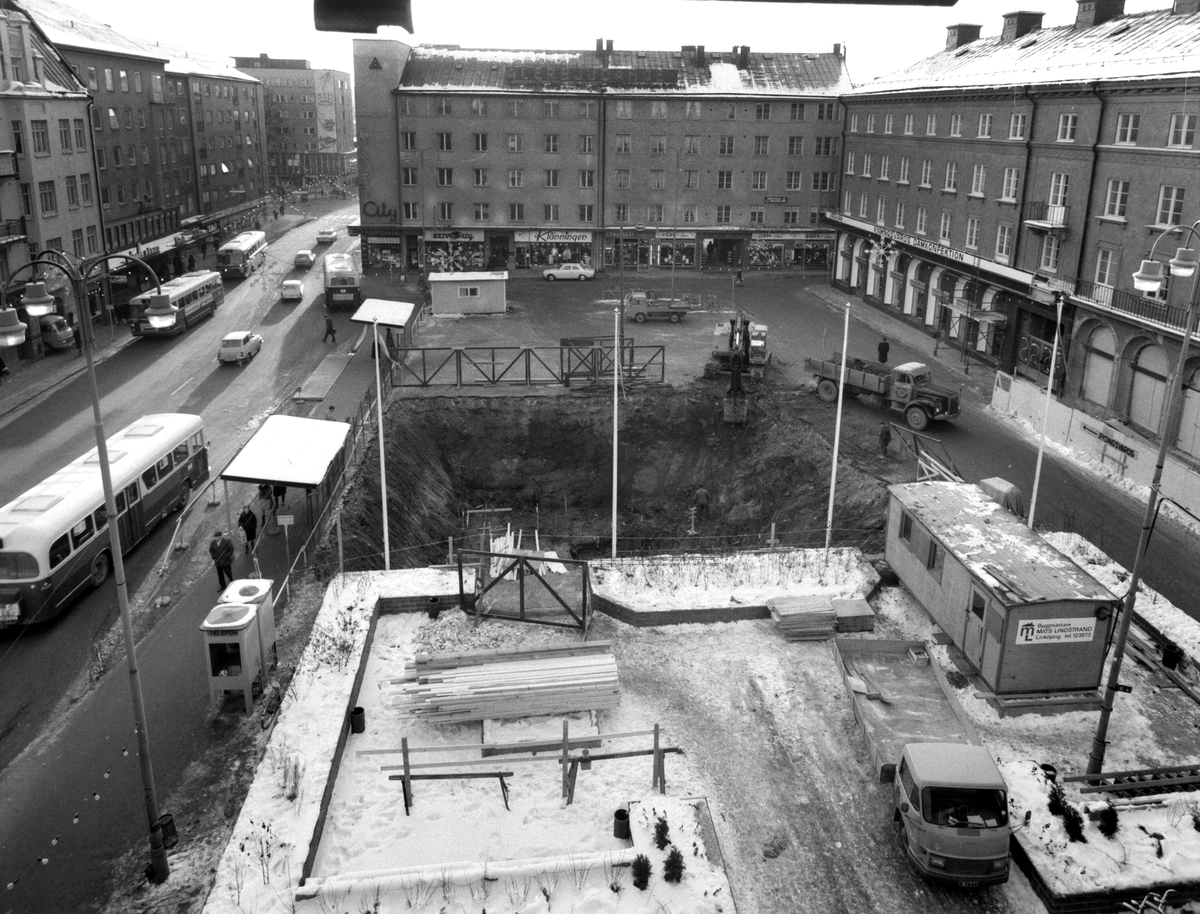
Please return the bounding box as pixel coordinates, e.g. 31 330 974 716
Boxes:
316 70 339 153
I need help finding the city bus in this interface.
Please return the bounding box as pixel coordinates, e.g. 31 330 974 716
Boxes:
216 230 268 278
322 252 362 308
0 414 209 626
128 270 224 337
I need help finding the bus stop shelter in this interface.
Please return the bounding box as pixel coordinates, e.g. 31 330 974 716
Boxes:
219 415 351 532
351 298 419 349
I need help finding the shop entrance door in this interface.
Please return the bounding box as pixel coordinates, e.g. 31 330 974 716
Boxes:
489 238 510 270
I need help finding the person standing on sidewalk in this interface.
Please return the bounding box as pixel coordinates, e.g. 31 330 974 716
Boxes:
238 504 258 554
187 254 195 272
323 315 336 343
878 336 890 364
209 530 235 590
879 422 892 458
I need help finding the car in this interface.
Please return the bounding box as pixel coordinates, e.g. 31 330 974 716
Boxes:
294 250 316 268
281 280 304 303
542 262 595 281
316 229 338 245
38 314 75 350
217 331 263 365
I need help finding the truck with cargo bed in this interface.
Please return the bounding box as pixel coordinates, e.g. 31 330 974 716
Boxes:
623 289 697 323
804 355 960 431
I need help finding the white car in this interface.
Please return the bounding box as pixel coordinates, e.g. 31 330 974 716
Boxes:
316 229 338 245
217 331 263 365
281 280 304 303
542 262 595 281
294 250 316 268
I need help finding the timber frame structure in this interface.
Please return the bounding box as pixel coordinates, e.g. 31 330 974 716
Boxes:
457 548 592 631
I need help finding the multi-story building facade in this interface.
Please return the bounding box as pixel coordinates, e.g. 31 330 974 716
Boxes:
0 3 96 364
830 0 1200 475
234 55 356 191
352 39 848 274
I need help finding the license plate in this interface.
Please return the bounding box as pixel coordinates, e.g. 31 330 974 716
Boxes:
959 881 979 888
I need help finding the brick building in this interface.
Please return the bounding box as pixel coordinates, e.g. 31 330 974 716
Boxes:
352 38 848 274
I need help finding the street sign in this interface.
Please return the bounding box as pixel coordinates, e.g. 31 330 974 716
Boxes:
277 514 294 528
1115 683 1132 693
635 224 645 231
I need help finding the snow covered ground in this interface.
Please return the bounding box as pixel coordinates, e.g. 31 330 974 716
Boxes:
187 542 1200 914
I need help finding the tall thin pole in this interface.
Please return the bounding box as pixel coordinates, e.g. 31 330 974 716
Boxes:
669 150 680 304
611 302 619 559
374 318 390 570
825 302 851 554
1028 291 1063 530
1088 253 1200 775
76 269 168 883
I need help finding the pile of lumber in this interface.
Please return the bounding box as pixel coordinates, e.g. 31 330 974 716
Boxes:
768 595 836 641
397 641 620 723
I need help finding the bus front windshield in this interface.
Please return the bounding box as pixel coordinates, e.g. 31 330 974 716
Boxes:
923 787 1008 828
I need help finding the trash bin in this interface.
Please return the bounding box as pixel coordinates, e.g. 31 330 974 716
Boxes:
427 596 441 620
1039 763 1058 784
156 812 178 849
1163 641 1183 671
613 807 631 840
350 706 366 734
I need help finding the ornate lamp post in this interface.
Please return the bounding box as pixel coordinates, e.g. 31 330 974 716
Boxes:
1087 221 1200 775
6 250 172 881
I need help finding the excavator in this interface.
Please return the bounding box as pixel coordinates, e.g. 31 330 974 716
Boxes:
705 312 769 424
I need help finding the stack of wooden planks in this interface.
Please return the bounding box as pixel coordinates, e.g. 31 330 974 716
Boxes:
397 641 620 723
768 595 837 641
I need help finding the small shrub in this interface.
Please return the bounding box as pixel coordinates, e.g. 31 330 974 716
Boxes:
654 815 671 851
1047 782 1066 817
1098 804 1120 838
1193 811 1200 833
631 854 652 891
1061 803 1087 843
663 846 686 884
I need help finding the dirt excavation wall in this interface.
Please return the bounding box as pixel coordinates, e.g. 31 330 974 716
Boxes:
326 386 890 571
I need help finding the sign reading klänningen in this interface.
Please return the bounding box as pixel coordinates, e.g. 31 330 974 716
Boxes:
1016 618 1097 644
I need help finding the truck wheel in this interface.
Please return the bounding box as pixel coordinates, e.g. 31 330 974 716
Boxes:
668 312 681 323
817 379 839 402
905 406 931 431
634 312 646 323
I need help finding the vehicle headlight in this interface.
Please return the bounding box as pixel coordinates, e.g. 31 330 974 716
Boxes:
992 858 1008 872
927 855 947 869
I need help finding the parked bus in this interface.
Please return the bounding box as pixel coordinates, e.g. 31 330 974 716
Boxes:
323 252 362 308
0 414 209 626
128 270 224 337
216 230 268 278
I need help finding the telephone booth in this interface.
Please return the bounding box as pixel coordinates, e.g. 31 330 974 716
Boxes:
219 579 277 673
201 604 262 714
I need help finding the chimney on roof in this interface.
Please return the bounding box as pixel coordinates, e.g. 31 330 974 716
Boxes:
1001 11 1045 42
1173 0 1200 13
833 43 842 57
696 44 706 67
606 40 613 54
597 38 610 67
945 24 982 50
1075 1 1125 28
734 45 750 69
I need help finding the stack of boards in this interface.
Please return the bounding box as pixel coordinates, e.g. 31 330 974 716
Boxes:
397 641 620 723
768 595 837 641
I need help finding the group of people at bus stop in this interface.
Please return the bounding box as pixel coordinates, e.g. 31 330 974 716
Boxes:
209 483 286 588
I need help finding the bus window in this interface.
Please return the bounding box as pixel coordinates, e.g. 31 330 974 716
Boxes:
173 443 189 463
192 433 204 451
94 505 108 530
70 516 94 550
0 551 39 580
141 466 158 489
125 482 140 505
49 533 71 568
156 454 173 476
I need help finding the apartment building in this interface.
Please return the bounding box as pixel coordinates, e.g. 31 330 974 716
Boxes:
352 38 848 274
234 55 356 191
831 0 1200 470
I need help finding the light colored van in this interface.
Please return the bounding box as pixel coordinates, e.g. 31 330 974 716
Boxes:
38 314 74 350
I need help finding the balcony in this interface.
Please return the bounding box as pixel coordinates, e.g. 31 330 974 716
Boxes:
0 216 25 245
1071 276 1190 334
1024 201 1070 232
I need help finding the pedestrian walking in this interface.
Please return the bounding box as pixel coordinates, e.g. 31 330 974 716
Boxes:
238 504 258 553
272 484 286 509
209 530 235 589
878 336 890 364
694 485 711 520
879 422 892 458
187 254 195 272
200 239 208 259
73 323 83 356
384 327 395 358
735 268 744 285
323 315 336 343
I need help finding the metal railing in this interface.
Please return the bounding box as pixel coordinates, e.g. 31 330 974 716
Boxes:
1024 201 1071 227
390 344 667 387
1071 277 1189 332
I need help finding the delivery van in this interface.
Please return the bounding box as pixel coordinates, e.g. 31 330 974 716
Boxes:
38 314 74 350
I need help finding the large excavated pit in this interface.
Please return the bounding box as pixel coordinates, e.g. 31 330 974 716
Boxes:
326 384 891 571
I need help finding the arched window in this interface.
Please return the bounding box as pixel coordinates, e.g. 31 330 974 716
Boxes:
1129 344 1168 433
1080 325 1116 407
1176 366 1200 459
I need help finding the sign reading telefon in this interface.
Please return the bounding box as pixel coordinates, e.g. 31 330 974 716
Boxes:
1015 618 1097 644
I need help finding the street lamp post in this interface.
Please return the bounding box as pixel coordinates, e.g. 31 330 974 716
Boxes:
1087 221 1200 775
7 251 172 882
1027 289 1064 530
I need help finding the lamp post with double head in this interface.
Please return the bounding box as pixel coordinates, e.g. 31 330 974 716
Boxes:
8 250 173 881
1027 287 1065 530
1087 220 1200 775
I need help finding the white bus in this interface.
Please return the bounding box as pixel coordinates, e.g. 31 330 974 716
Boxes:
216 230 268 278
128 270 224 337
0 414 209 626
323 252 362 308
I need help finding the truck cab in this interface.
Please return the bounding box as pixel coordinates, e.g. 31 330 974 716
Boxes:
893 742 1012 888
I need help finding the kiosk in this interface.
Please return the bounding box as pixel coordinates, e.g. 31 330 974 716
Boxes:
201 604 263 714
219 579 277 673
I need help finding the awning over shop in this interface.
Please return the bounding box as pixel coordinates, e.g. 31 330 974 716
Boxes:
221 415 350 489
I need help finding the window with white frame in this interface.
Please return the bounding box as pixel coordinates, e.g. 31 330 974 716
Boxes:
1157 185 1185 226
926 113 937 135
649 170 665 189
650 101 667 119
866 114 876 133
473 202 489 221
437 167 452 186
1040 234 1061 271
648 203 664 222
1095 248 1118 289
944 162 957 191
859 193 868 217
966 216 979 250
788 136 804 155
717 170 733 190
876 198 886 223
1009 112 1027 139
754 135 769 155
904 113 914 135
1116 113 1140 144
749 206 765 224
786 171 803 190
950 113 962 136
884 113 894 134
939 212 952 242
752 171 767 190
615 100 632 119
1169 113 1197 148
615 134 630 154
401 167 417 185
978 113 993 138
898 156 910 184
508 133 524 152
685 101 701 119
790 101 805 121
719 135 735 155
474 133 488 152
895 201 906 228
916 205 928 235
996 223 1013 262
1001 166 1020 201
681 204 697 223
473 168 488 187
615 203 627 222
843 190 853 213
850 113 859 132
1104 178 1129 218
783 207 799 225
684 170 699 189
920 159 932 187
544 169 559 188
846 151 856 175
716 204 731 223
544 203 559 221
971 164 986 196
1058 112 1078 142
580 100 597 118
812 171 833 191
685 135 701 155
544 134 559 154
650 135 667 155
438 202 452 220
880 155 890 180
1049 173 1070 210
580 170 594 188
862 153 873 177
403 202 419 220
509 168 524 188
756 102 772 120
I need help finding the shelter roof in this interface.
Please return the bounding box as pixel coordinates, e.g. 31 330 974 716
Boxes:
398 45 850 96
221 416 349 489
887 481 1117 606
351 299 419 327
857 9 1200 95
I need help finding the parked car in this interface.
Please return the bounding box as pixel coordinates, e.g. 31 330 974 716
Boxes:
38 314 74 350
316 229 338 245
217 331 263 365
542 262 595 281
294 250 316 268
281 280 304 303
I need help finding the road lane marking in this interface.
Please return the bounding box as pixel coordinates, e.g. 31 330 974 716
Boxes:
171 378 194 396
